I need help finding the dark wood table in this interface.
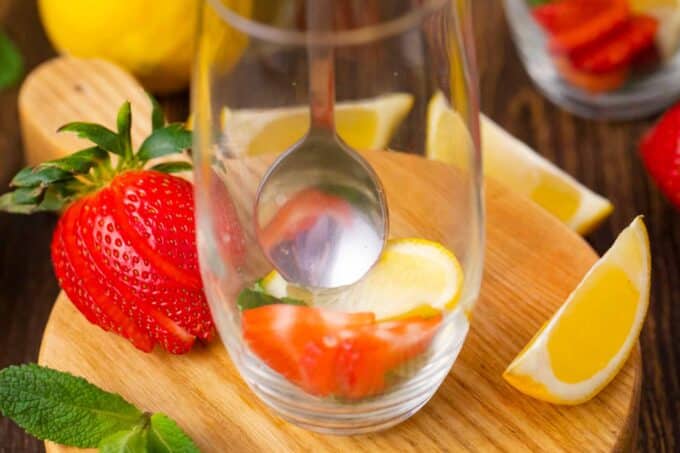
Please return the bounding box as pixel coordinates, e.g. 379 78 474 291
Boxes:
1 1 678 451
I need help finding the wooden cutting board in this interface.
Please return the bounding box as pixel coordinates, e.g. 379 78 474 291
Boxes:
28 58 640 452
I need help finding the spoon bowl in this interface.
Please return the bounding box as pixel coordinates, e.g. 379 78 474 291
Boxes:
255 130 388 289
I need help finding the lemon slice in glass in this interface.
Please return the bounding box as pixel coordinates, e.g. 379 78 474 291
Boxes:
503 216 651 404
426 92 613 235
221 93 413 156
261 238 463 321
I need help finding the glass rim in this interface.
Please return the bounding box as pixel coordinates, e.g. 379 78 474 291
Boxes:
205 0 449 46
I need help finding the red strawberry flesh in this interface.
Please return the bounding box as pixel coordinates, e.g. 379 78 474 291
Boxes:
110 171 203 290
242 304 442 399
640 102 680 209
570 15 658 73
57 199 154 352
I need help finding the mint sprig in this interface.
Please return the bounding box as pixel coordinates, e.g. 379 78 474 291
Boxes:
148 413 200 452
0 30 23 89
0 95 192 214
237 285 306 311
0 364 200 452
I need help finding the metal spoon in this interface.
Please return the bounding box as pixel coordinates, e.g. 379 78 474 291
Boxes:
254 2 388 289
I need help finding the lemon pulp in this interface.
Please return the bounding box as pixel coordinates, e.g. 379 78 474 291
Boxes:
547 264 639 383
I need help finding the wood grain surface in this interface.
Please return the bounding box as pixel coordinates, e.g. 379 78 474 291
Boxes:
39 150 640 452
0 0 678 451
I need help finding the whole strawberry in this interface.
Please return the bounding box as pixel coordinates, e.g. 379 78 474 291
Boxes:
640 102 680 210
0 98 215 353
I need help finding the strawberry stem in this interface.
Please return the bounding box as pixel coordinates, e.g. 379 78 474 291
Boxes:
0 96 193 214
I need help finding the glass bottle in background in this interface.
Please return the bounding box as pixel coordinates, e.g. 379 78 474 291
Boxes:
504 0 680 119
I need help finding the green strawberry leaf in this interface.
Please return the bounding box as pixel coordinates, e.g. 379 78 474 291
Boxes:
42 147 109 174
147 413 200 453
0 192 37 213
10 166 72 188
99 426 148 453
237 288 306 311
37 183 76 212
117 102 133 159
0 364 143 448
0 31 23 89
11 186 43 205
58 122 124 156
137 124 192 162
151 161 193 174
148 93 165 131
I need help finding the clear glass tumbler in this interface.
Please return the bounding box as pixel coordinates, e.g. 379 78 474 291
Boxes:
193 0 483 434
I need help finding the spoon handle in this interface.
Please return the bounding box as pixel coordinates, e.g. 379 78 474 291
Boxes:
307 0 335 133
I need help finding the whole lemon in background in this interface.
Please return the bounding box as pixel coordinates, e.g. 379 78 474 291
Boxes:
38 0 197 93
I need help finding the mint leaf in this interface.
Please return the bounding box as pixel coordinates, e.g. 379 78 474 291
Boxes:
237 288 305 311
151 161 193 174
58 122 123 155
99 426 148 453
137 124 192 161
148 413 200 453
0 364 143 448
0 31 23 89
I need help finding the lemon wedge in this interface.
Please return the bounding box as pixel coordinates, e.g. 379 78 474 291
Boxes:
221 93 413 156
503 216 651 404
261 238 463 321
426 92 613 235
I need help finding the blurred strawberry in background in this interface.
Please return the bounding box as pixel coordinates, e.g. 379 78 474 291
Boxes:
640 102 680 209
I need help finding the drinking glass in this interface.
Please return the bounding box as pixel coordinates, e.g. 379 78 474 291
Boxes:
193 0 483 434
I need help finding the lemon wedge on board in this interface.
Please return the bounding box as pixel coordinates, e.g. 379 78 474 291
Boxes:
426 92 613 235
221 93 413 156
261 238 463 321
503 216 650 404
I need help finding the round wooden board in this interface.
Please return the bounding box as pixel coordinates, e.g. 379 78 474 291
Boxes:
27 57 639 452
39 154 641 452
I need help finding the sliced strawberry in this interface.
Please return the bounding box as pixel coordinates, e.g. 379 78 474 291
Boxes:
242 305 374 385
110 171 202 290
242 305 441 399
57 199 154 352
532 0 613 34
1 99 213 354
80 188 214 342
548 0 630 54
78 192 198 353
334 316 443 399
553 55 629 93
258 188 353 253
570 15 658 73
640 102 680 209
51 213 114 332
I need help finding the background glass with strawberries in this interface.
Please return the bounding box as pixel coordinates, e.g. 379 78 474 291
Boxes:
192 0 483 434
504 0 680 119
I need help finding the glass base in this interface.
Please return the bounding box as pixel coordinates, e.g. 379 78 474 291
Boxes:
236 312 469 435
